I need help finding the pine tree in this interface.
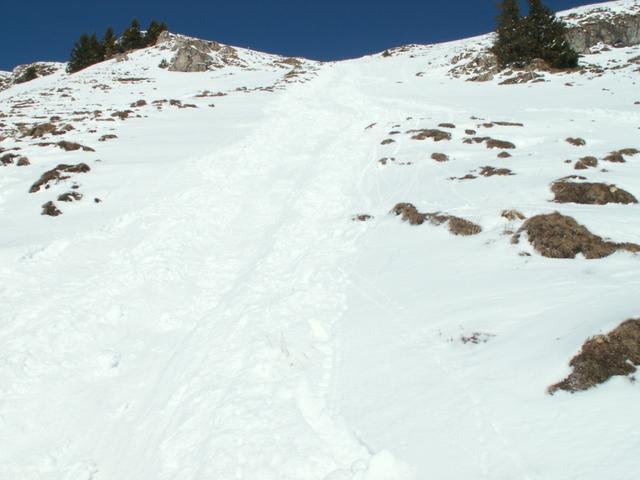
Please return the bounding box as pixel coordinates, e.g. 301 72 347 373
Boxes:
491 0 578 69
492 0 526 67
120 19 144 51
67 34 93 73
524 0 578 68
144 20 168 47
103 27 117 59
67 32 105 73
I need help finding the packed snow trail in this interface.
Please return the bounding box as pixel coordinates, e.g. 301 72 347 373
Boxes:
1 60 414 479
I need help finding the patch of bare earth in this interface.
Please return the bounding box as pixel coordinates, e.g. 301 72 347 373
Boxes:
549 319 640 394
551 181 637 205
391 203 481 236
512 212 640 259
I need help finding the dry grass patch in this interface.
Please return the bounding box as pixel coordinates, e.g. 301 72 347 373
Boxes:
574 156 598 170
406 129 451 141
486 138 516 149
391 203 481 235
513 212 640 259
501 209 526 221
30 163 91 193
549 319 640 394
551 181 637 205
479 166 514 176
41 201 62 216
566 137 586 146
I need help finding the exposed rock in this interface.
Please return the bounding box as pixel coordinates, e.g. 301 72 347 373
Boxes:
381 138 395 145
565 13 640 53
352 214 373 222
438 123 456 129
497 151 512 158
99 134 118 142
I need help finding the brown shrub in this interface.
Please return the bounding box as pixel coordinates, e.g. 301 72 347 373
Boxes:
130 99 147 108
438 123 456 129
479 166 514 176
486 139 516 149
566 137 586 146
381 138 395 145
41 201 62 216
465 129 476 135
17 156 30 166
431 153 449 162
513 212 640 259
407 129 451 141
574 156 598 170
551 181 637 205
30 163 91 193
549 319 640 394
497 151 512 158
99 134 118 142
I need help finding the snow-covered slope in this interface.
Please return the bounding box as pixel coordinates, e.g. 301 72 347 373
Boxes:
1 2 640 479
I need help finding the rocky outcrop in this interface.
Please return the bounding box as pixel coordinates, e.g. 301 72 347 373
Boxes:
0 62 63 92
166 35 244 72
565 13 640 53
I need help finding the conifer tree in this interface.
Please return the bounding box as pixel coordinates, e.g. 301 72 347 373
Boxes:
524 0 578 68
120 19 144 51
103 27 117 59
492 0 578 69
492 0 526 67
67 34 93 73
144 20 168 47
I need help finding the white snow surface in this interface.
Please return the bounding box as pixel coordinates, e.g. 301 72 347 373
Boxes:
1 2 640 479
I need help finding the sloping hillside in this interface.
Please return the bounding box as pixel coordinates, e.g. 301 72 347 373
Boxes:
1 2 639 479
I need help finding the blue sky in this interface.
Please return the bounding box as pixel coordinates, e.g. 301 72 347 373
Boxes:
1 0 608 71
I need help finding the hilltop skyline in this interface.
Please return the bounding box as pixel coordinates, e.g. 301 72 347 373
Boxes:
1 0 612 71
